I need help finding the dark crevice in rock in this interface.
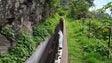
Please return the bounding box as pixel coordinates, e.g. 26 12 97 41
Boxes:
6 17 15 25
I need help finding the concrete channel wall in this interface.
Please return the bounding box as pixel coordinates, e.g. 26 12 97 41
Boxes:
25 18 68 63
60 19 68 63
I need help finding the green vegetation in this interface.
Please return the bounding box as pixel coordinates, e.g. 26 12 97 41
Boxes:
0 14 60 63
66 18 84 63
45 0 60 16
0 0 112 63
61 0 94 19
60 1 112 63
66 18 112 63
1 25 14 37
67 0 89 19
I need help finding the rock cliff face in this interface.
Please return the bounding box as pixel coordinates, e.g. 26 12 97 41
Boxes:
0 0 50 53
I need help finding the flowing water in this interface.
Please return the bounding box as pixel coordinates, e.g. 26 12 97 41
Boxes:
55 30 63 63
25 30 63 63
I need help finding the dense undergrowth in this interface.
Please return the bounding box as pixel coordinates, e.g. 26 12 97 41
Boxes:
0 14 60 63
66 18 112 63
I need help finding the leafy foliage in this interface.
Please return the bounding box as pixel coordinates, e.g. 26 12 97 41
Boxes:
1 25 14 37
66 17 112 63
45 0 60 16
0 30 36 63
66 0 90 19
0 14 60 63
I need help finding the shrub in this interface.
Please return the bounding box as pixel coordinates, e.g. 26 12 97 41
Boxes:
0 14 60 63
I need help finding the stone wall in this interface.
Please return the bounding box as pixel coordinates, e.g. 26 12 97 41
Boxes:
0 0 50 53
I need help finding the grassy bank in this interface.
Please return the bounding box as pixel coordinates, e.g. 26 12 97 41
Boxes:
66 18 112 63
66 18 84 63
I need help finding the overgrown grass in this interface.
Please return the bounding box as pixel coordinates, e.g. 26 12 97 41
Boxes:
0 14 60 63
66 18 84 63
66 18 112 63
